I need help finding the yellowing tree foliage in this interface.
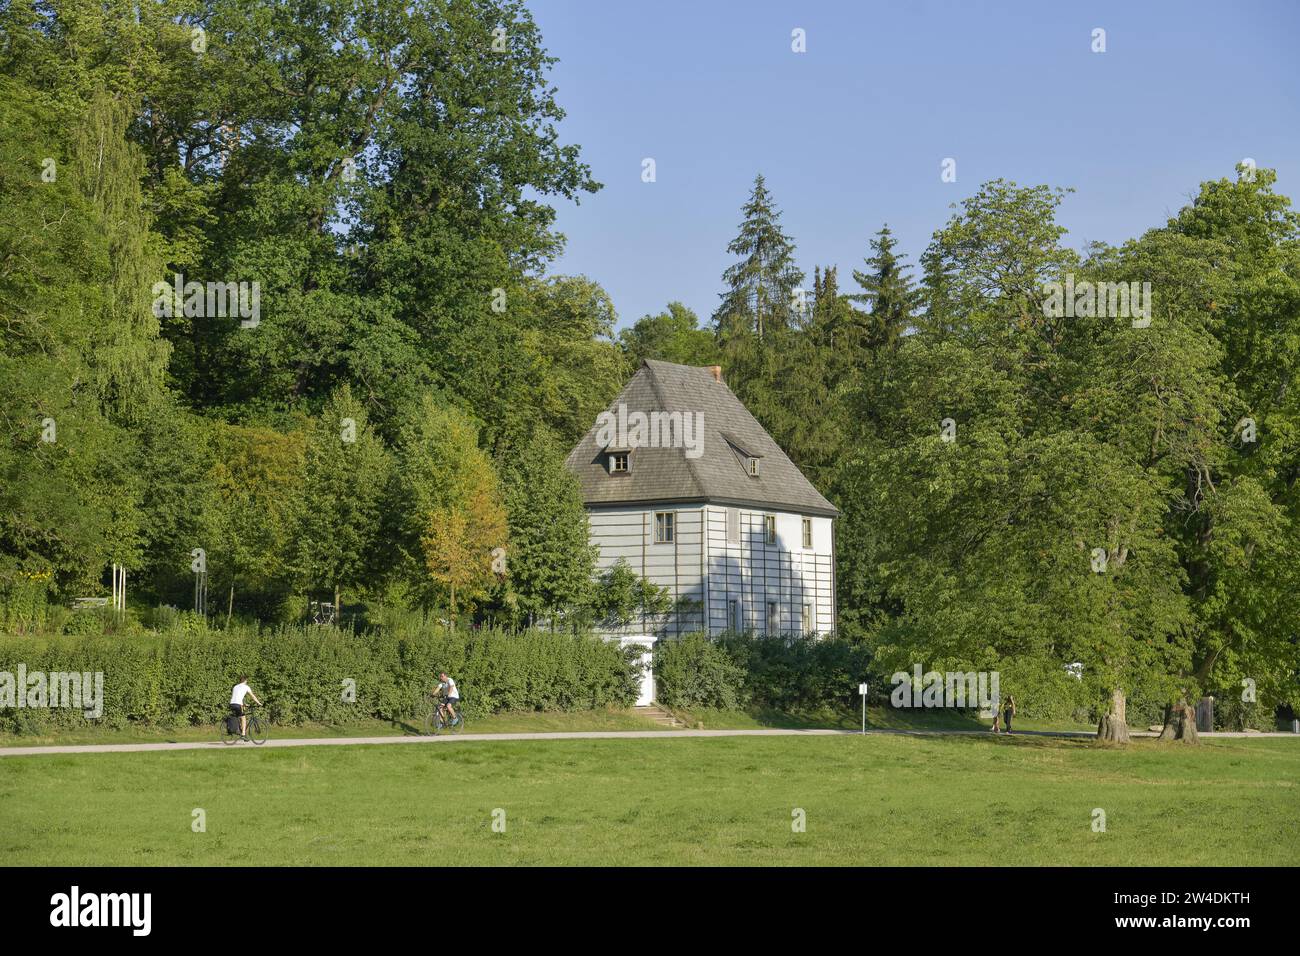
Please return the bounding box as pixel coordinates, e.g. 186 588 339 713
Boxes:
399 399 508 618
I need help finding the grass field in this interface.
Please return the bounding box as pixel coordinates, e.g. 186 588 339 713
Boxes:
670 705 1096 733
0 708 671 748
2 733 1296 866
0 705 1095 748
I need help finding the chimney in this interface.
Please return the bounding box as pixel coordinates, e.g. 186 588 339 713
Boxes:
705 365 723 383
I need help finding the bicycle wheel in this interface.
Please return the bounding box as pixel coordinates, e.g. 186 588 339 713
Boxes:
248 716 268 745
220 717 238 745
449 709 464 734
422 702 438 736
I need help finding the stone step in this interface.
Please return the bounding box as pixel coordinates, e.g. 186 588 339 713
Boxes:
635 704 684 728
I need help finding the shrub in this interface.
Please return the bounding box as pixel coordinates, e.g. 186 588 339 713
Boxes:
654 631 875 714
987 655 1092 724
654 633 748 709
1205 691 1279 733
0 617 636 734
0 572 54 633
721 631 872 711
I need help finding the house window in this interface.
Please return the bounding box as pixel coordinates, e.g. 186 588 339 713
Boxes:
764 515 776 545
802 603 812 633
726 508 740 544
767 601 779 635
729 599 741 632
802 518 812 549
654 511 675 544
748 457 761 476
609 452 629 474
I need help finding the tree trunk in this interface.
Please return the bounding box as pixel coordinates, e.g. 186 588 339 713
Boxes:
1158 699 1200 744
1097 687 1130 743
334 583 341 626
226 583 234 628
449 585 456 630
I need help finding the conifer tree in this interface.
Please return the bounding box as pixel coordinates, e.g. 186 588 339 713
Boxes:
851 225 917 350
713 174 804 345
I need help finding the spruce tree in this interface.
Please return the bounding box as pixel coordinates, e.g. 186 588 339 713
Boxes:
850 224 917 350
918 237 956 334
713 174 804 344
810 265 865 362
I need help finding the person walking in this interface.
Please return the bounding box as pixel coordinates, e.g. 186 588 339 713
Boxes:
1003 695 1016 735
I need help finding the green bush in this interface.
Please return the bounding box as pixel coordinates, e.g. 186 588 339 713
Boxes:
0 617 637 734
0 572 54 633
654 633 749 709
988 655 1092 724
1207 692 1281 733
719 631 873 711
654 631 875 714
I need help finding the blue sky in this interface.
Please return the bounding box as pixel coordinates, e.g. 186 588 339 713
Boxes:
526 0 1300 331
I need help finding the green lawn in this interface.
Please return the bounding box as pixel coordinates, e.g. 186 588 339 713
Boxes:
0 704 1094 748
0 708 670 748
670 704 1096 733
2 734 1296 865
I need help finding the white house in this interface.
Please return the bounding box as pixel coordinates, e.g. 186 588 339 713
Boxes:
565 359 838 639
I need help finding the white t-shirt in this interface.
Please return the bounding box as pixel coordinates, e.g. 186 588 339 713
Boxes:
231 682 252 706
440 678 459 700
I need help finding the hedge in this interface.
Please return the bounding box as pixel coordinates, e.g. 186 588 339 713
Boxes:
654 631 874 712
0 615 639 733
653 632 749 709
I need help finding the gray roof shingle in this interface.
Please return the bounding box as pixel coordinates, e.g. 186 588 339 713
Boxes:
564 360 839 517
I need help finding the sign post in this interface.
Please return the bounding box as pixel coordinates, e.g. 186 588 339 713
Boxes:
858 682 869 734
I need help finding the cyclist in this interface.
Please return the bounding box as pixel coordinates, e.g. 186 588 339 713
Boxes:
436 671 461 725
229 675 262 740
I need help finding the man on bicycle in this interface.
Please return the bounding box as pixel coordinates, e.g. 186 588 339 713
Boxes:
230 675 262 740
436 671 460 723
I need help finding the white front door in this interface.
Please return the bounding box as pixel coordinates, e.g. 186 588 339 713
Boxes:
618 635 657 706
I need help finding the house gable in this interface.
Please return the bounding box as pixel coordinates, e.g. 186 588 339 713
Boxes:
564 360 838 517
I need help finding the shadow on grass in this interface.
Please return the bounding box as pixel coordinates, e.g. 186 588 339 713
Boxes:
387 716 427 737
749 706 857 729
718 705 994 732
673 704 1108 747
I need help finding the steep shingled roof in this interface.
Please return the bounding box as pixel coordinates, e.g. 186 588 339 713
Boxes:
564 360 839 517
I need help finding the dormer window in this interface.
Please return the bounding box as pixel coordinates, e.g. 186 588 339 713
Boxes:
722 433 763 479
609 452 629 474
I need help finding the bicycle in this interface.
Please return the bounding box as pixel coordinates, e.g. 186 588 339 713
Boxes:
420 693 465 735
220 704 268 745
